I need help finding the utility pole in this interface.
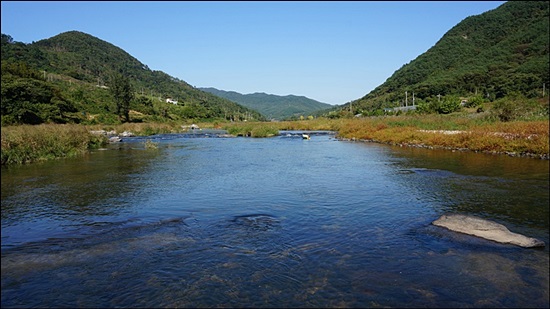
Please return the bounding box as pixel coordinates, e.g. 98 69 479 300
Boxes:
405 91 408 107
412 92 415 106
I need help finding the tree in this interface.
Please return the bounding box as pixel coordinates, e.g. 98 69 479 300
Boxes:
109 72 133 122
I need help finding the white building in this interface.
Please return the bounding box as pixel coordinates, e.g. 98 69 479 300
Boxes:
166 98 178 105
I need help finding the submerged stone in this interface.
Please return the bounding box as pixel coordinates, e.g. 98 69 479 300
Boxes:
432 214 545 248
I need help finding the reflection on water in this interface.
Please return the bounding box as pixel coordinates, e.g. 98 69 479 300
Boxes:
1 133 548 308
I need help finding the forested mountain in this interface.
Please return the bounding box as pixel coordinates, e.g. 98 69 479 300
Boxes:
1 31 265 125
338 1 549 116
3 1 547 125
199 87 333 120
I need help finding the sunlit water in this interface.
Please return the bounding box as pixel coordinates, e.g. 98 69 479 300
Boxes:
2 131 549 308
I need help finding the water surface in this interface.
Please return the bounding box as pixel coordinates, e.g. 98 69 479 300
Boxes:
2 132 548 307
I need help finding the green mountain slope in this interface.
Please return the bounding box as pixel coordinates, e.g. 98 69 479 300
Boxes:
1 31 265 125
345 1 549 116
199 87 333 120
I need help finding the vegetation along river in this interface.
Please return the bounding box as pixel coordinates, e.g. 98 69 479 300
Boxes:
1 131 549 308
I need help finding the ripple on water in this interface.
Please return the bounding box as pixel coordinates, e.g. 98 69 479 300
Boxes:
230 214 281 232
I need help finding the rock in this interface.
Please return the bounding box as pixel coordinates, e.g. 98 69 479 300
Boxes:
108 136 122 143
432 214 545 248
119 131 134 137
181 124 200 131
89 130 107 136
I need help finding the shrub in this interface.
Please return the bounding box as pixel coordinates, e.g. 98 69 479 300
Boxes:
437 96 461 114
464 95 485 108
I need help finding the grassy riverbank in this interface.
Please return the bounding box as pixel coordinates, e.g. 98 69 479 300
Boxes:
218 115 549 159
1 122 180 165
334 116 549 158
2 111 549 165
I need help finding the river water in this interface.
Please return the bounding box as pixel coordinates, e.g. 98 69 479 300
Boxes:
1 131 549 308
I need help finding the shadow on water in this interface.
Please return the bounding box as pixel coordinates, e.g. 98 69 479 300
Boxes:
386 145 550 231
1 146 165 247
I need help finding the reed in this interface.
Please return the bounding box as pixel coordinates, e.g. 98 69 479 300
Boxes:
1 124 106 165
144 139 159 150
223 122 280 137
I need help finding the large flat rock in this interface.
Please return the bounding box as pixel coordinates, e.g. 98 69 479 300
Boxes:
432 214 545 248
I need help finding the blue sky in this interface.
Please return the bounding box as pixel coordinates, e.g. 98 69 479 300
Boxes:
1 1 505 105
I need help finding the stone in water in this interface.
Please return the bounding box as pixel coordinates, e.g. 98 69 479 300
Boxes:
432 214 545 248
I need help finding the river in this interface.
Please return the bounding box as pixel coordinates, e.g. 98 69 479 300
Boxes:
1 131 548 308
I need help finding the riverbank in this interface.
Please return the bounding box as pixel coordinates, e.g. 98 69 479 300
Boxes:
221 115 549 160
335 125 549 160
1 114 549 165
0 123 178 165
338 135 549 160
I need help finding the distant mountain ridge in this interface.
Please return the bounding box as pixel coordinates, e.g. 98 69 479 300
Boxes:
199 87 332 120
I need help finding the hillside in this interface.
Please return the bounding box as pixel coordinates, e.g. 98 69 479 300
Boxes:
1 31 265 125
199 87 333 120
340 1 549 116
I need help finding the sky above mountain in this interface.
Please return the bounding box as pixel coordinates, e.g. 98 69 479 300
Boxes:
1 1 505 105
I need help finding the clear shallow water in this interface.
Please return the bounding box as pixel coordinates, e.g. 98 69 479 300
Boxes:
1 132 548 308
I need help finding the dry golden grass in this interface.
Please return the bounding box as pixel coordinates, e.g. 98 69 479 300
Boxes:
86 122 180 136
332 117 549 158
